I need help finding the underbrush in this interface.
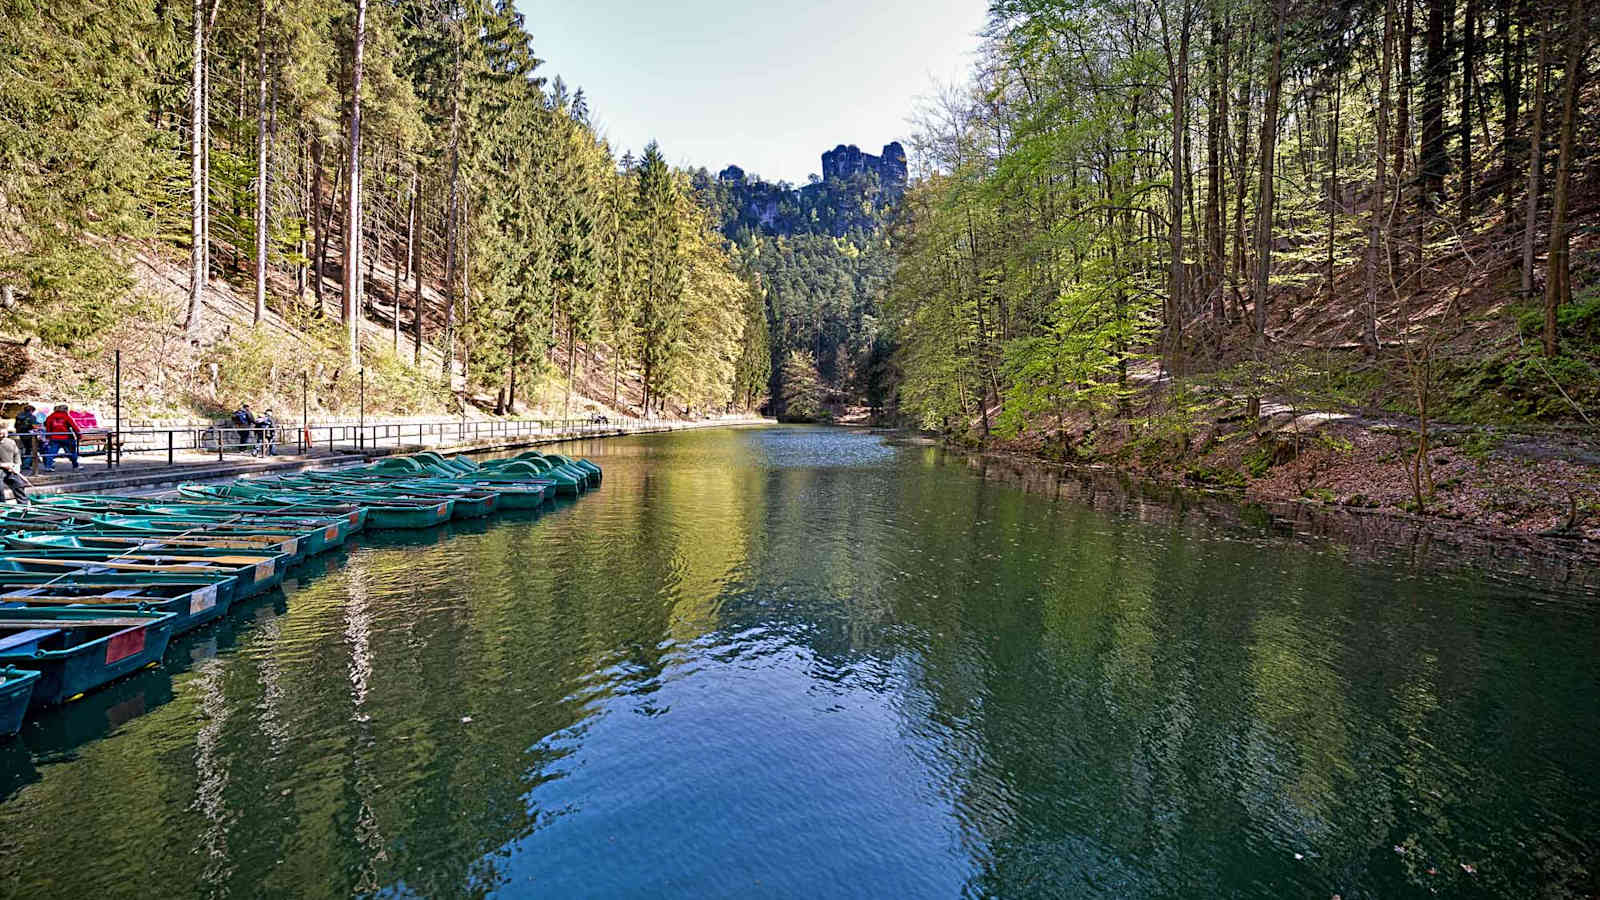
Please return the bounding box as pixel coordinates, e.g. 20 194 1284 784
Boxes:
1442 291 1600 423
205 322 451 420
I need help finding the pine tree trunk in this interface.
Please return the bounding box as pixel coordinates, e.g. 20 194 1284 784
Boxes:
564 324 576 419
1543 0 1588 357
202 32 211 281
311 137 327 306
413 180 424 366
343 0 367 373
253 0 269 324
392 182 403 354
185 0 205 334
1522 15 1550 295
297 135 308 302
403 169 416 285
440 94 460 381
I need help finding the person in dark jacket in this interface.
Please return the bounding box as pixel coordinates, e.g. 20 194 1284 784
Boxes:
257 409 277 456
232 403 258 454
12 405 41 474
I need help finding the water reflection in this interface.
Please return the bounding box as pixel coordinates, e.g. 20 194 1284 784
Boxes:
0 426 1595 898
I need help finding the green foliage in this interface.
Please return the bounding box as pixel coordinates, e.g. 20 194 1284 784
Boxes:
0 0 172 317
779 350 827 421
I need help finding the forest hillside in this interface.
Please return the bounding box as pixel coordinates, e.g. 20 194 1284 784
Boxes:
1 0 769 423
883 0 1599 537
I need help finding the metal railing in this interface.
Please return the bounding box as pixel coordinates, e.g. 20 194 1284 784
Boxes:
98 416 667 469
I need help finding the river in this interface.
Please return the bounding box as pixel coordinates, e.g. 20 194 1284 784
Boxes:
1 426 1595 898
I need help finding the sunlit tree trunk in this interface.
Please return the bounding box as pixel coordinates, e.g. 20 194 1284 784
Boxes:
253 0 269 324
185 0 205 334
343 0 367 372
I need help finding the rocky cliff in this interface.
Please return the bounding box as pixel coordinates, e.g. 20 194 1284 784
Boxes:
820 142 907 194
705 141 907 239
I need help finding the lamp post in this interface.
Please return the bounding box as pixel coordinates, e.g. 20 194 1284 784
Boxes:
359 367 365 452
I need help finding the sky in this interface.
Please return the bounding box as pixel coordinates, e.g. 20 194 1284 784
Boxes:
515 0 989 184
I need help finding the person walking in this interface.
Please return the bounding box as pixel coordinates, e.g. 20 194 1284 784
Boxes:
41 403 81 472
0 425 32 505
12 404 41 474
258 409 277 456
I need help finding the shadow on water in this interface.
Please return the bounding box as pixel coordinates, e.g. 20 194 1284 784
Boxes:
0 426 1594 899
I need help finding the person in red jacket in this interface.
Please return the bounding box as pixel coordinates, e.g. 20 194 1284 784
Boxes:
41 404 81 472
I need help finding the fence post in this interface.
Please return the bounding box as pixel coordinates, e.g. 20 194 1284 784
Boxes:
168 430 174 466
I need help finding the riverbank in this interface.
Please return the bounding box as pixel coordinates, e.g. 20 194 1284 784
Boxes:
941 410 1600 549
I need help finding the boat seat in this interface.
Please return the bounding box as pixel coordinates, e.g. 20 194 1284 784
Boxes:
0 628 58 654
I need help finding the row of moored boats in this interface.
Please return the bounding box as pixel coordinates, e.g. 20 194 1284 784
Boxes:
0 450 601 736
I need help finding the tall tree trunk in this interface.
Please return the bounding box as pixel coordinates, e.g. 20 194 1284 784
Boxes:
1498 0 1520 227
1522 13 1551 294
185 0 205 333
342 0 367 372
402 169 416 285
1366 0 1394 357
1543 0 1588 357
1249 2 1285 420
412 183 424 366
253 0 269 323
1397 0 1415 287
461 194 472 382
202 25 212 281
392 181 403 354
564 324 576 419
1420 0 1450 208
297 134 309 302
1164 7 1192 368
1327 70 1342 295
1207 12 1228 333
311 137 327 306
440 82 461 381
1232 13 1255 322
1458 0 1477 226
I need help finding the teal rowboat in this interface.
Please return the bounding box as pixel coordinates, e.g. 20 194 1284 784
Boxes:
0 607 176 708
0 666 40 736
0 548 286 599
1 579 232 633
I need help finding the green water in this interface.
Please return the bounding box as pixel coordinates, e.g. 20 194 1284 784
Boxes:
1 426 1595 898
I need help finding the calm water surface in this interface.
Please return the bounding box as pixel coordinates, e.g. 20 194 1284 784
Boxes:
1 426 1596 898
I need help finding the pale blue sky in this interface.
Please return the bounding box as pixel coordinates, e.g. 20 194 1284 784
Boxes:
516 0 989 184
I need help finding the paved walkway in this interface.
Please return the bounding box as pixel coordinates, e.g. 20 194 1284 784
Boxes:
16 416 769 496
